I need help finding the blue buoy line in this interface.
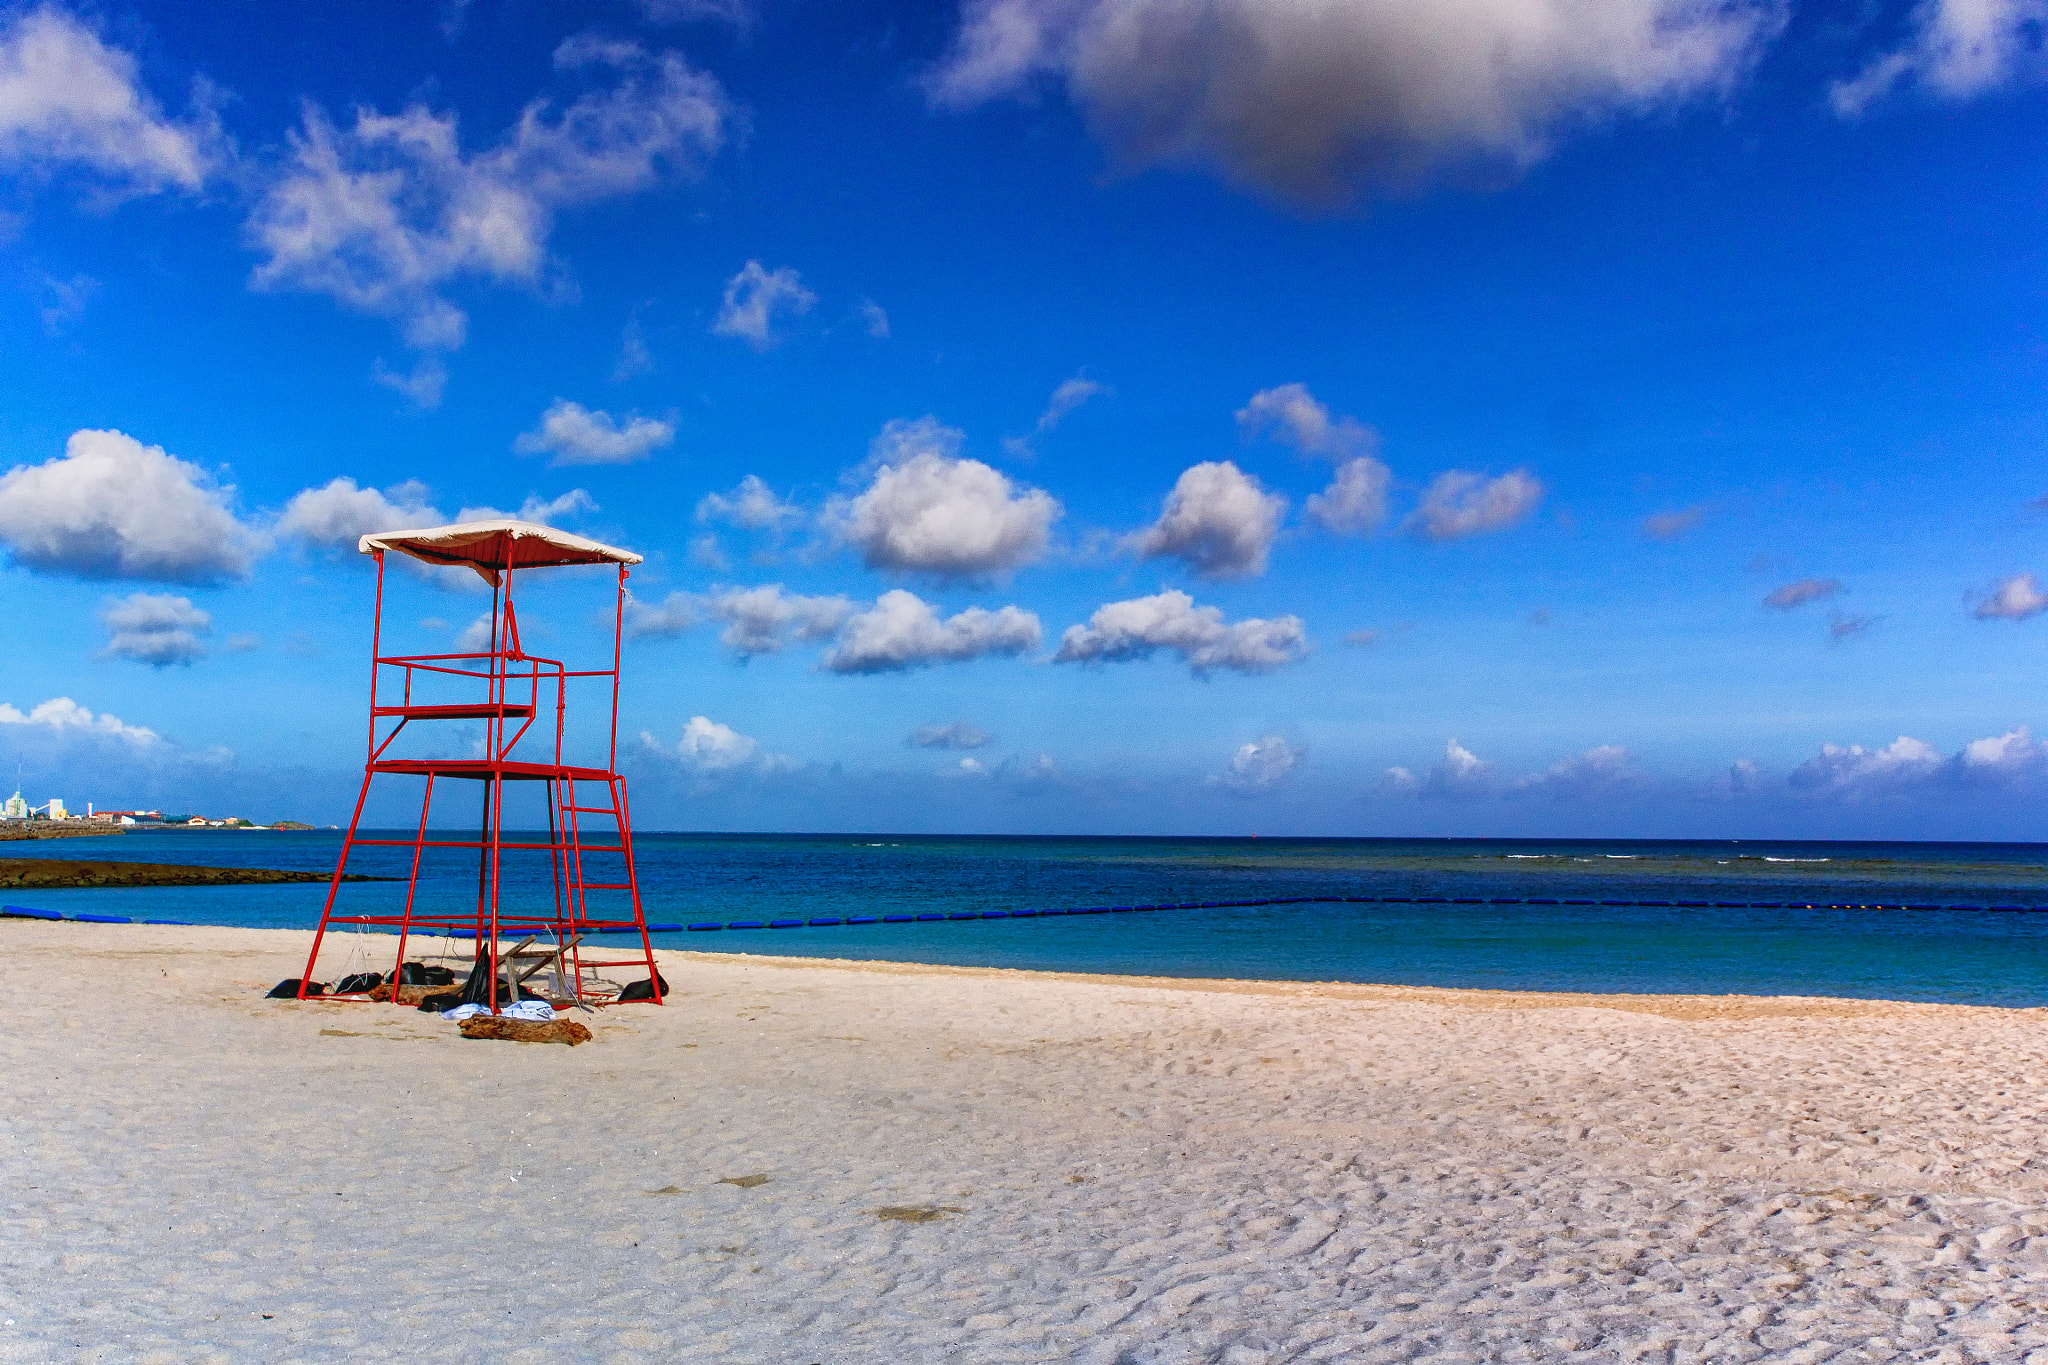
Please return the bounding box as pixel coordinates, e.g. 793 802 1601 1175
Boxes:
4 895 2046 932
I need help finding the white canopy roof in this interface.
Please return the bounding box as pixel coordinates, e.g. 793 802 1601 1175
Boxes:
359 520 642 586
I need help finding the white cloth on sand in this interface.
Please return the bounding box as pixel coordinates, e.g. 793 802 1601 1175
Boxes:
441 1000 557 1022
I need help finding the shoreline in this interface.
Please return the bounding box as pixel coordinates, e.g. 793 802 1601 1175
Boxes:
9 919 2029 1018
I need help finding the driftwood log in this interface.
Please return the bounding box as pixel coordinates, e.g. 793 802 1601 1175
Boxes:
458 1016 593 1046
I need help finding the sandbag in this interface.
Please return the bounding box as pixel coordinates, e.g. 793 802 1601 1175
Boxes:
616 970 670 1003
266 979 325 999
333 972 384 994
396 961 455 986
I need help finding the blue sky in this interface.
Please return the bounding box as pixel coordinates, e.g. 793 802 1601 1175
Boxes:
3 0 2048 836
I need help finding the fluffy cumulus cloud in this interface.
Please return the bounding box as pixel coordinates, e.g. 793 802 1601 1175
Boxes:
1832 0 2048 115
1129 461 1286 578
1214 735 1301 795
645 715 795 774
1762 577 1842 610
0 7 220 198
1384 738 1496 796
1404 468 1543 541
513 399 674 465
249 37 729 351
97 592 212 667
910 720 992 749
278 477 443 547
821 589 1041 673
1239 384 1390 536
0 429 263 583
830 419 1061 580
0 695 157 745
928 0 1779 202
1384 738 1643 800
1788 734 1945 797
1788 727 2048 798
712 260 817 348
1053 590 1309 676
697 474 802 532
1976 573 2048 621
701 584 856 655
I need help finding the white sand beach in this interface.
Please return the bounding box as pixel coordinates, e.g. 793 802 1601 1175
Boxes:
5 923 2048 1363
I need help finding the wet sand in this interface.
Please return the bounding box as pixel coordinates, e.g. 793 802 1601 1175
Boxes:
4 922 2047 1362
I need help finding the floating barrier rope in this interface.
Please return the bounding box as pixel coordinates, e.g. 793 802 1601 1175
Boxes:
4 895 2044 932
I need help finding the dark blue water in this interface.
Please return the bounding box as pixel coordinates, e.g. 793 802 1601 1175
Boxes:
11 831 2048 1005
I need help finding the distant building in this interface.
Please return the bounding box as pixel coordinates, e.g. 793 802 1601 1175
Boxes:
2 791 25 820
187 816 208 827
46 798 66 820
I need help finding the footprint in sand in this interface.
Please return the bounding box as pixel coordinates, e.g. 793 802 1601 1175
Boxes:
718 1174 771 1188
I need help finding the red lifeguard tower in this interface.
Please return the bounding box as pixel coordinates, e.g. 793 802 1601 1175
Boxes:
298 520 664 1009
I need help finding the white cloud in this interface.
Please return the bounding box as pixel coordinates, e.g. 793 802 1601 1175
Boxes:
1053 589 1309 676
1786 726 2048 798
0 429 263 583
33 271 96 333
910 720 992 749
0 695 157 745
1305 458 1393 536
709 584 856 655
1641 504 1708 540
97 592 212 667
1237 383 1378 460
1960 726 2048 782
1384 737 1496 796
513 399 674 465
928 0 1778 202
1513 743 1644 799
1036 373 1108 432
645 714 794 773
1129 461 1285 578
697 474 802 532
1831 0 2048 115
829 418 1061 579
1788 735 1945 797
861 298 891 338
1214 735 1301 795
1237 384 1390 536
278 476 443 547
372 357 449 408
712 260 817 348
1762 577 1842 610
688 534 728 570
822 589 1042 673
613 317 654 379
0 8 219 198
1976 572 2048 621
1405 468 1543 541
624 591 698 639
249 39 729 349
1385 737 1641 799
624 583 855 656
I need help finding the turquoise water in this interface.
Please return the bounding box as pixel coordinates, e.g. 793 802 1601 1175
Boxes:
10 831 2048 1005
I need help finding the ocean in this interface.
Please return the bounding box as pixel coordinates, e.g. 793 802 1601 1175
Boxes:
10 830 2048 1005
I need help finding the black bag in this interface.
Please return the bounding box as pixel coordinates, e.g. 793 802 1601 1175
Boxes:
334 972 383 994
617 970 669 1002
398 962 457 986
266 979 325 999
416 990 461 1013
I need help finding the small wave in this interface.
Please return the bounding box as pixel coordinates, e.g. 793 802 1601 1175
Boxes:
1605 855 1636 859
1505 854 1549 859
1764 856 1830 863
